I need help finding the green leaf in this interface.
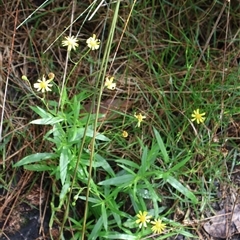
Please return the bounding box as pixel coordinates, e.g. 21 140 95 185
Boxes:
58 182 70 209
79 196 101 204
178 230 196 238
51 123 65 148
153 127 169 163
59 182 70 201
13 153 57 167
69 127 110 142
168 154 191 173
112 211 121 228
115 159 140 170
101 204 108 231
60 147 70 185
30 117 64 125
147 142 162 165
98 174 134 186
95 154 115 176
101 233 138 239
166 176 198 204
24 164 53 171
139 146 148 174
30 106 53 118
117 164 135 175
72 96 81 121
89 216 103 240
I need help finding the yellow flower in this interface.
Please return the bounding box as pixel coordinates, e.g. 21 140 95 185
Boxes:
62 36 79 52
86 34 100 50
136 211 151 228
122 130 128 138
33 75 53 93
151 219 166 234
104 76 116 90
191 109 206 124
134 113 146 127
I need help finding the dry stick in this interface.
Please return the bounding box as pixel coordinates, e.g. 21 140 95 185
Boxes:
219 6 232 237
58 1 76 112
0 4 19 142
39 172 46 237
227 191 240 239
220 0 230 123
58 1 77 238
80 2 122 238
188 1 227 83
16 0 49 30
108 0 137 74
88 0 104 21
0 232 10 240
225 3 232 239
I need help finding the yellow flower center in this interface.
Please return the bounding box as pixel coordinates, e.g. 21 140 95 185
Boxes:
139 215 146 222
195 113 202 120
90 41 98 48
138 115 143 121
156 221 162 228
39 81 47 89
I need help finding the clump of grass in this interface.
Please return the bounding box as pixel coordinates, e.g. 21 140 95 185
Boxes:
1 0 240 239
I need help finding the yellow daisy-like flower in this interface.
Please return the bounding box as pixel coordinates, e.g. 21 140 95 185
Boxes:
134 113 146 127
151 219 166 234
191 109 206 124
104 76 116 90
122 130 128 138
136 211 151 228
86 34 100 50
33 75 53 93
62 36 79 52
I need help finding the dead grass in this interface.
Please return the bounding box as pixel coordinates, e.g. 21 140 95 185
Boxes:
0 0 240 239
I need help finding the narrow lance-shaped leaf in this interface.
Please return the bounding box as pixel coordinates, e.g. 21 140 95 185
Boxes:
153 127 169 163
13 153 57 167
60 147 70 186
98 174 134 186
166 175 198 204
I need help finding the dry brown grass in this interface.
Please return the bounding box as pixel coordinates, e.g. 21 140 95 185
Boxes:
0 0 240 239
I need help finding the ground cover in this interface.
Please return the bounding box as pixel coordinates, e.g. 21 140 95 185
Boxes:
0 0 240 239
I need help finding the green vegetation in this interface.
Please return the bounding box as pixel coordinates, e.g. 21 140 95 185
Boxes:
0 0 240 239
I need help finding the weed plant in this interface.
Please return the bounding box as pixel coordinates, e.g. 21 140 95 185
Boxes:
1 0 240 239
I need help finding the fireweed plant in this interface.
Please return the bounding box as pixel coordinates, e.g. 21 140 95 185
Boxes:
13 3 207 240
